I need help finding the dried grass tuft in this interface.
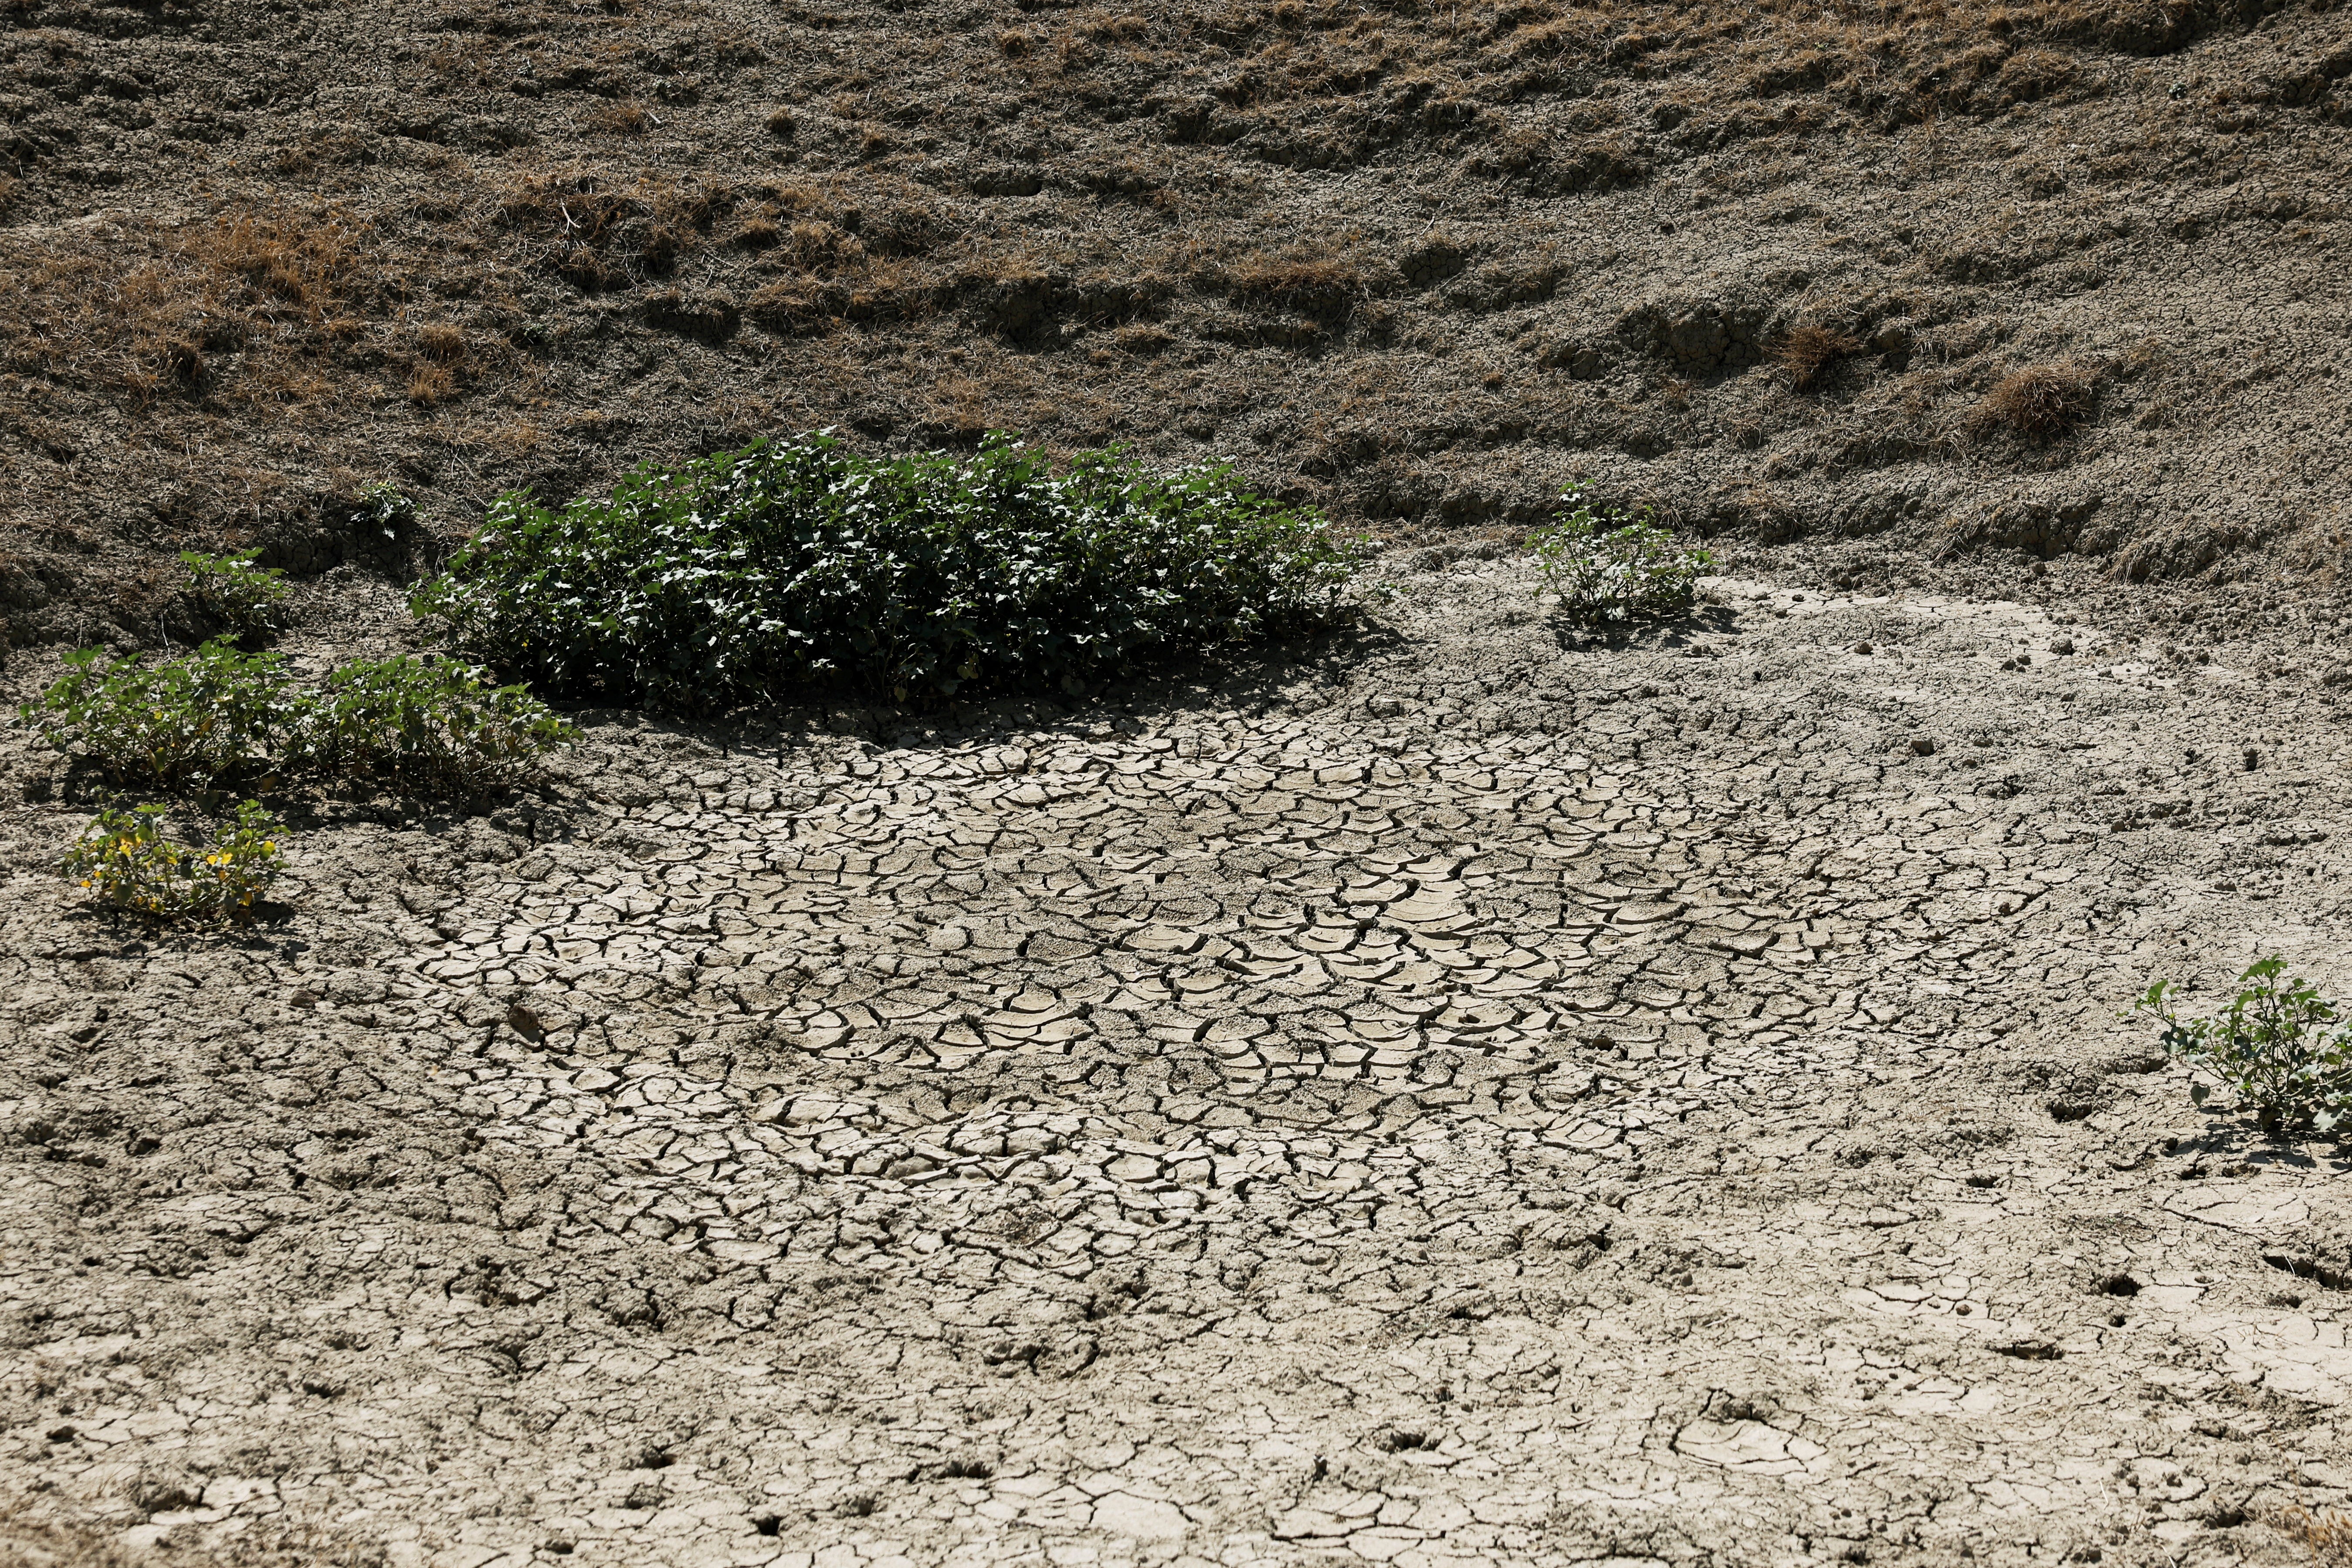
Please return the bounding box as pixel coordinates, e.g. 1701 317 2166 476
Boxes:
1223 252 1361 316
408 362 458 407
783 221 864 274
2274 1502 2352 1566
1773 324 1864 393
586 100 652 136
0 207 363 410
1967 360 2097 442
417 323 466 363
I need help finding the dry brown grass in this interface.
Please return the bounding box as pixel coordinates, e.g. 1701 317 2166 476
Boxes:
417 323 467 363
732 216 782 250
0 0 2317 637
1773 325 1865 392
0 0 2166 438
1966 360 2098 442
200 212 358 313
1114 324 1174 355
495 170 735 289
783 220 864 273
407 362 459 407
982 0 2233 123
0 209 363 409
1222 251 1362 316
586 100 653 136
2273 1502 2352 1565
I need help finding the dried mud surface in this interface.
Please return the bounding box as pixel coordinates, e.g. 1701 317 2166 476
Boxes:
9 562 2352 1567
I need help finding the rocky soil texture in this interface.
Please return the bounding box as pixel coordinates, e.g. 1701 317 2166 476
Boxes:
7 0 2352 643
7 559 2352 1566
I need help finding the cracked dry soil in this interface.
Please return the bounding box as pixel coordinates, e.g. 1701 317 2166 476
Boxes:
9 562 2352 1568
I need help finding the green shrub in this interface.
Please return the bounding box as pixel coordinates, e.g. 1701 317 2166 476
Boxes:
20 642 572 796
297 655 577 794
180 547 289 636
21 641 301 788
1529 485 1713 622
2137 957 2352 1135
411 431 1379 708
63 800 286 921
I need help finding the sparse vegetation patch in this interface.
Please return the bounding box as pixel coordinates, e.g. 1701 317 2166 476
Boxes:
20 643 572 795
1529 486 1712 623
62 800 285 922
298 655 579 796
2138 957 2352 1135
180 547 291 638
413 431 1379 708
24 641 302 789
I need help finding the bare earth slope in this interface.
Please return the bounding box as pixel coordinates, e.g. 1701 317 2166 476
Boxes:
6 0 2352 641
9 566 2352 1565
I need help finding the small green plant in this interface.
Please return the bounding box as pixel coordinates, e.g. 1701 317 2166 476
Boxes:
2137 957 2352 1135
62 800 286 921
21 640 301 787
412 430 1379 709
1528 486 1712 622
355 481 417 538
296 655 577 793
180 547 289 636
20 643 572 796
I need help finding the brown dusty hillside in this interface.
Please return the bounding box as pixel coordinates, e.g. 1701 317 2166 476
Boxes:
2 0 2352 646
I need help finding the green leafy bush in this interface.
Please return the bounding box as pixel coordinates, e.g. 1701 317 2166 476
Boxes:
412 431 1378 708
297 655 577 794
20 642 572 795
21 641 302 788
63 800 286 921
180 547 289 636
2137 957 2352 1135
1529 485 1713 622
